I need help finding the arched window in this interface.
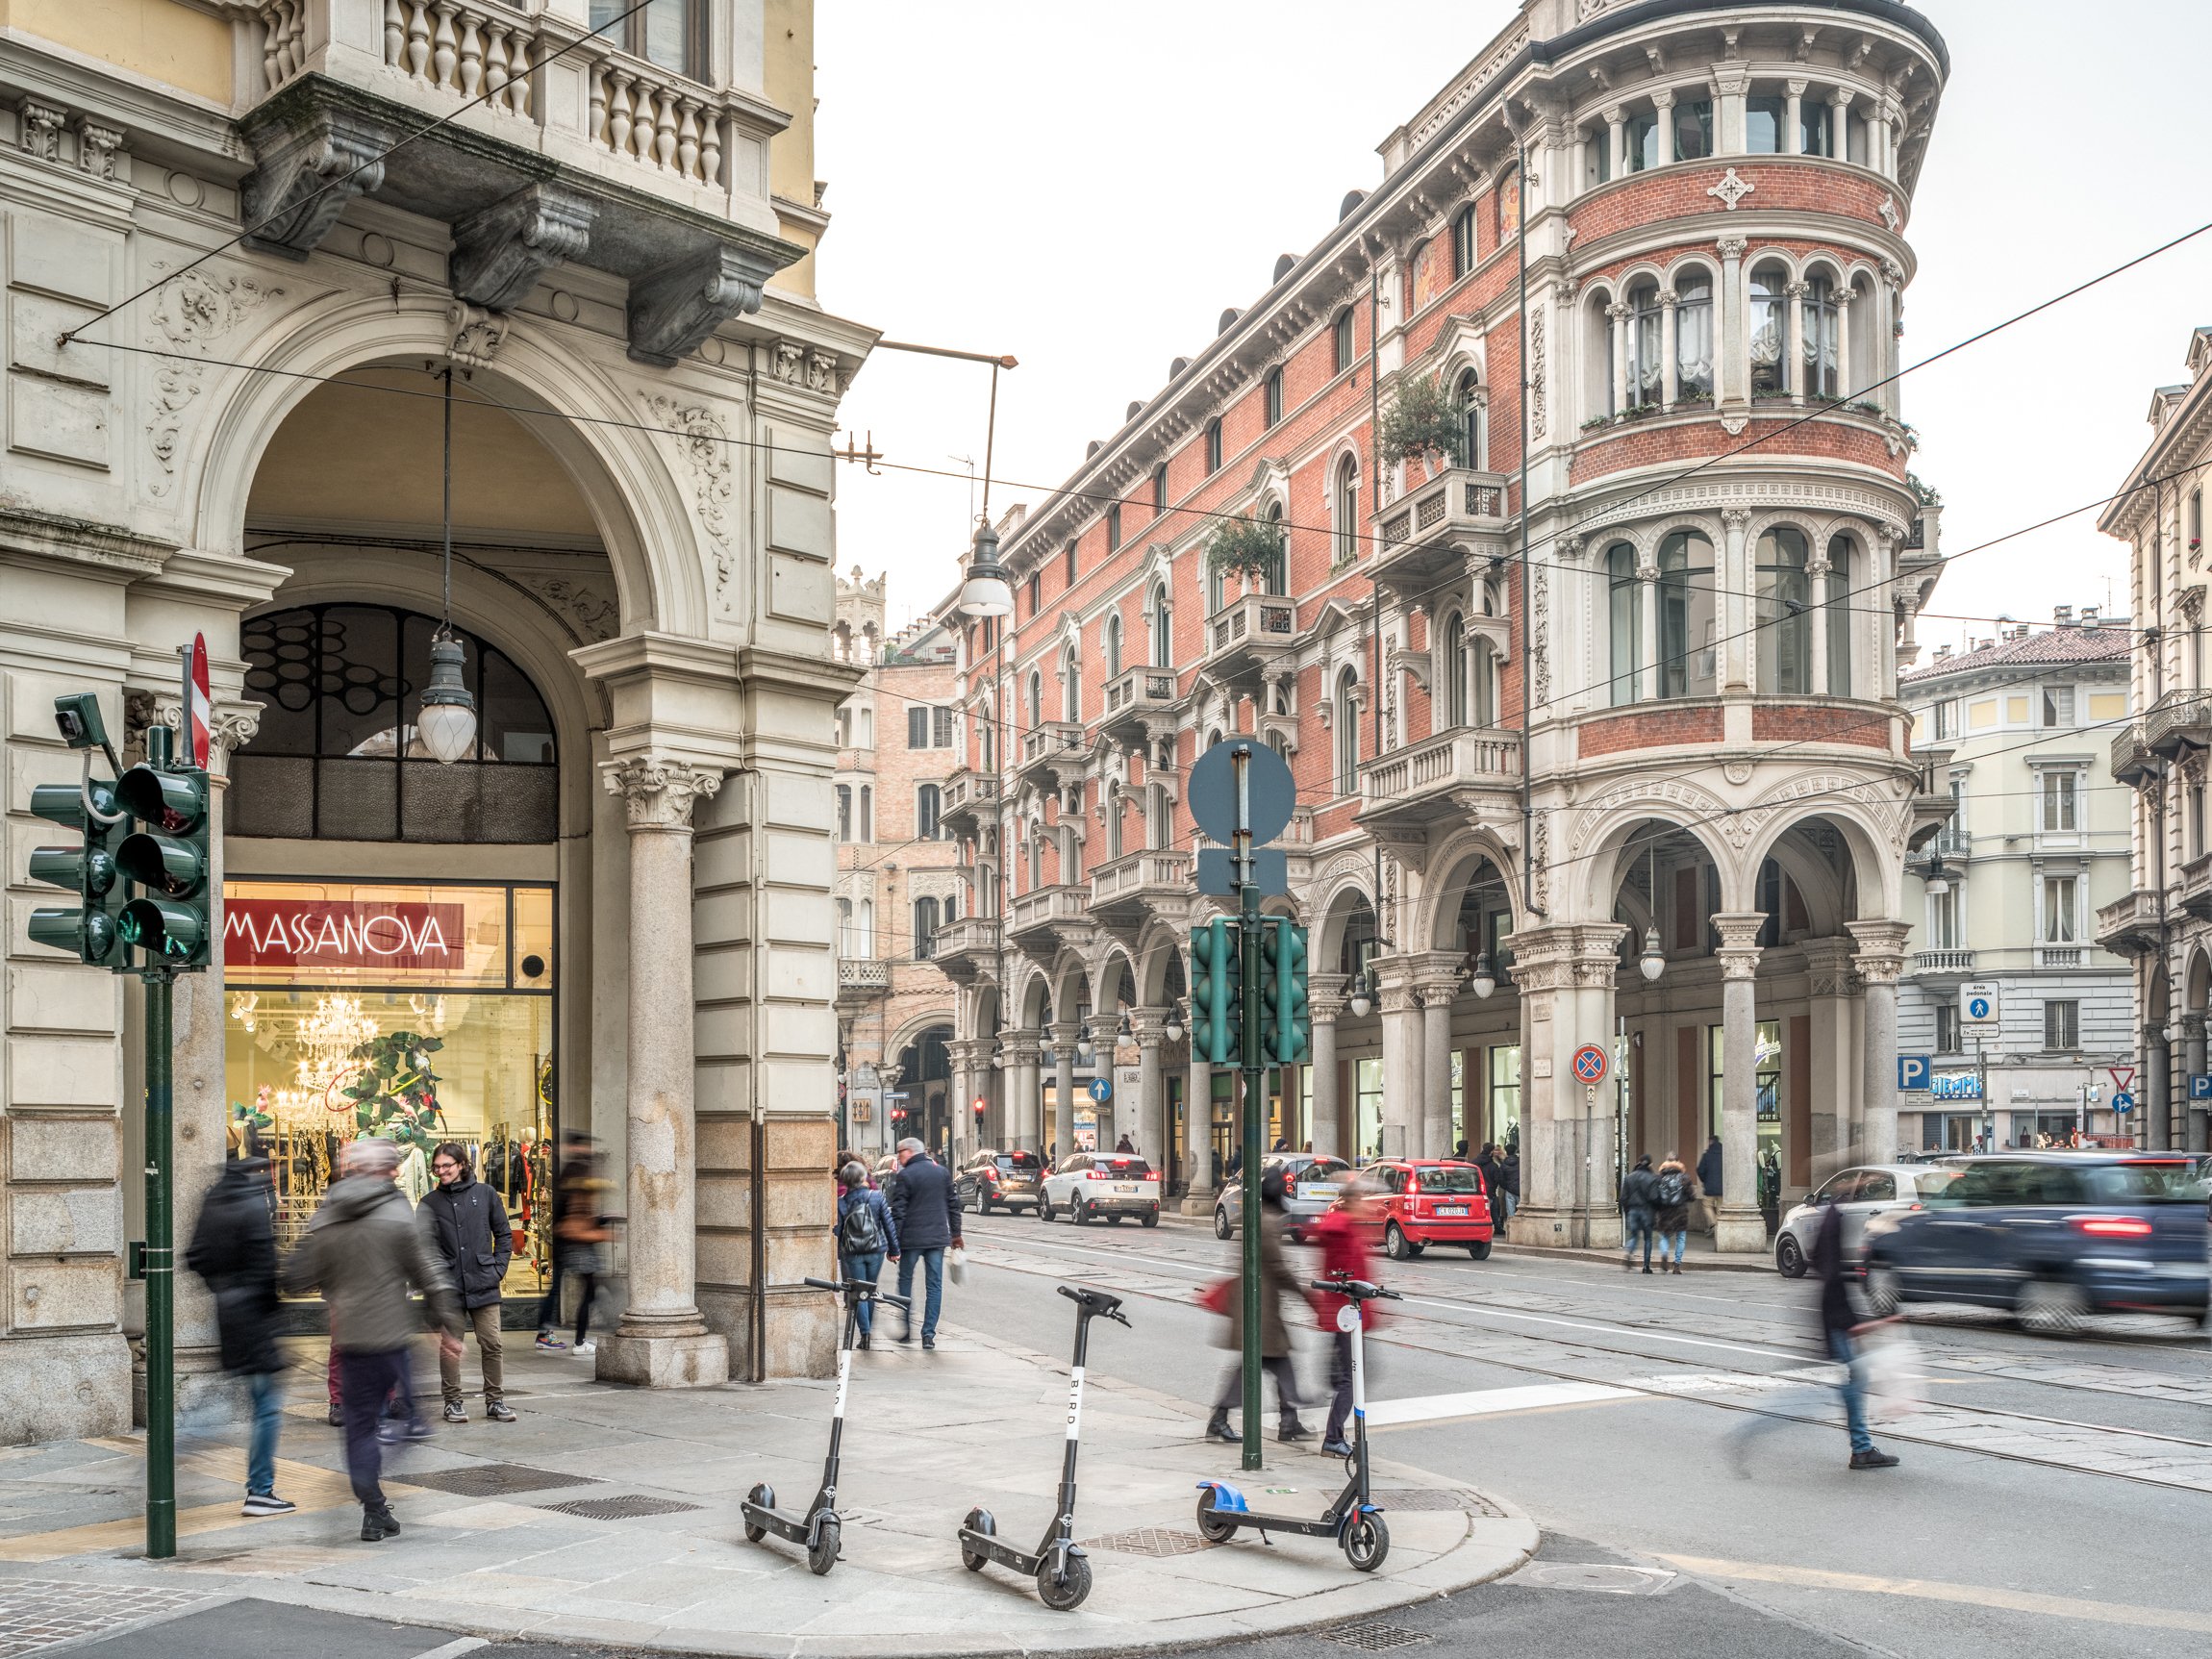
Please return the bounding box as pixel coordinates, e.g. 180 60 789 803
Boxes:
1824 534 1854 697
1626 282 1664 409
980 694 996 771
1148 783 1171 850
1334 671 1360 795
1657 531 1718 698
1749 264 1789 396
1333 307 1355 374
1265 501 1290 593
1470 637 1497 727
1674 272 1714 399
917 783 942 840
1061 646 1081 721
1105 502 1121 551
1803 274 1841 400
1607 541 1645 705
1061 824 1082 885
1204 417 1223 474
1264 367 1284 428
1455 370 1483 467
1106 786 1124 859
1027 828 1043 891
1441 612 1469 728
1026 670 1042 727
1104 613 1122 679
1451 205 1476 278
913 896 940 960
858 784 873 842
836 784 852 842
1149 584 1172 667
1206 550 1226 615
1756 526 1813 693
1334 455 1360 566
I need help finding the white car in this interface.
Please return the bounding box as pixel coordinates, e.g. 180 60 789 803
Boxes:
1773 1163 1961 1277
1038 1151 1161 1226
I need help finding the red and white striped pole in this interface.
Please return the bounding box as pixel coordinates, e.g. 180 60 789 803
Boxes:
179 633 210 769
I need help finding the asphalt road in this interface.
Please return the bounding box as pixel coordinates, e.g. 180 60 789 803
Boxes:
941 1207 2212 1659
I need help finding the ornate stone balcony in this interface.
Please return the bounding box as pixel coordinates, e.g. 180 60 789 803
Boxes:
1200 593 1298 689
1370 467 1512 596
1089 848 1193 941
941 768 998 837
836 956 890 998
2111 722 2151 785
1015 721 1087 792
1100 666 1183 742
1358 726 1521 827
2145 691 2212 761
2179 853 2212 922
1907 948 1974 979
1006 884 1092 961
2094 890 2164 959
929 917 1001 984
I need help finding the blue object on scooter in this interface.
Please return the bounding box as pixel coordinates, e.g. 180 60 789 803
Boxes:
1195 1479 1250 1514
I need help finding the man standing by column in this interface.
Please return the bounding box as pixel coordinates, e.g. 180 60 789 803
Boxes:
887 1137 961 1351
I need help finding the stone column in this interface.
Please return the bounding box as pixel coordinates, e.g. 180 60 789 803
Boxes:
1713 914 1768 1252
2187 1015 2211 1154
1131 1011 1169 1165
1659 289 1679 410
1807 549 1832 694
1505 923 1626 1249
1375 956 1424 1163
1651 88 1676 164
1785 281 1807 405
1309 975 1346 1160
1848 920 1909 1166
1721 507 1753 691
1800 937 1861 1188
1718 236 1748 411
1835 291 1852 400
1638 559 1660 699
1049 1020 1080 1163
1001 1034 1041 1154
1181 1054 1216 1216
1604 105 1625 177
1829 88 1852 163
1784 78 1806 154
1607 302 1629 418
598 755 728 1389
1418 960 1460 1158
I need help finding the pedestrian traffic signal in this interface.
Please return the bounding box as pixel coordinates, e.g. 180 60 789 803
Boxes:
26 772 129 966
1260 919 1310 1065
114 760 212 968
1190 917 1242 1065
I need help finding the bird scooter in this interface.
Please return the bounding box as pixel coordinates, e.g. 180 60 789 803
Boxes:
742 1273 908 1574
957 1284 1130 1610
1194 1273 1401 1571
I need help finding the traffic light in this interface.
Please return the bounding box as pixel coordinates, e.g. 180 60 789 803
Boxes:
1190 917 1242 1065
114 761 212 968
27 773 129 966
1260 919 1311 1065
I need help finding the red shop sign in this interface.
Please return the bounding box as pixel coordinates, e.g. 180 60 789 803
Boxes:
225 897 468 972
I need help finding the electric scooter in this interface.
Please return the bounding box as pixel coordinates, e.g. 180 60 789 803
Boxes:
742 1273 909 1574
1194 1273 1401 1571
957 1284 1130 1610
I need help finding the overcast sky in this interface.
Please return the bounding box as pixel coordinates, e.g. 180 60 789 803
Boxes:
814 1 2212 651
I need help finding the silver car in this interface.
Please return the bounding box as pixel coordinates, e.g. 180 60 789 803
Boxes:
1774 1163 1961 1278
1214 1153 1350 1243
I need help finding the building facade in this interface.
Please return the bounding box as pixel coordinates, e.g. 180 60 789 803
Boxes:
1899 615 2134 1150
2098 326 2212 1154
939 0 1950 1250
1 0 871 1443
831 570 962 1159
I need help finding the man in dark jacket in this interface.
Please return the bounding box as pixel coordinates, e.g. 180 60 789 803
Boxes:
420 1142 515 1423
186 1155 294 1517
887 1136 961 1350
1811 1196 1898 1470
1620 1154 1660 1273
287 1138 464 1541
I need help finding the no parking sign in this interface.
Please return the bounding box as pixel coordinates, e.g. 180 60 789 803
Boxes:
1571 1043 1609 1086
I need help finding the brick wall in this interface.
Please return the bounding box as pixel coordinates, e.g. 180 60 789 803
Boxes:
1576 703 1727 757
1750 703 1890 747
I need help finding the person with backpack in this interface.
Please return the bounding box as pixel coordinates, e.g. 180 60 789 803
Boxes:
1620 1154 1660 1273
835 1161 898 1349
1653 1153 1697 1274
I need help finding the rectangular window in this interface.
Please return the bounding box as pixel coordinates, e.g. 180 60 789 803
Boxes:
1746 95 1785 154
916 785 941 841
2042 771 2077 832
1672 98 1714 161
1934 1001 1959 1054
1265 369 1284 428
1066 542 1078 585
1626 110 1659 172
1586 131 1611 187
1355 1057 1384 1164
1800 98 1833 157
2042 686 2074 727
1928 884 1958 949
2042 875 2077 943
932 705 953 747
2044 999 2079 1051
1932 699 1955 740
2192 784 2207 861
591 0 703 81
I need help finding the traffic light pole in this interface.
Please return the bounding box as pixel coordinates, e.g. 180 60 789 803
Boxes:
143 968 176 1560
1233 750 1265 1472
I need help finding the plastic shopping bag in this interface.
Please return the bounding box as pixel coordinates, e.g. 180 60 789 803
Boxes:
1857 1323 1924 1423
948 1245 968 1286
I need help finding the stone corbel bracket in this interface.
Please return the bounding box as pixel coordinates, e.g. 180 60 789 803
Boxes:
238 103 399 260
451 182 596 312
628 242 782 367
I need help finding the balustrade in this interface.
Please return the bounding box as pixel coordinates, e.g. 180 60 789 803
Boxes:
380 1 539 117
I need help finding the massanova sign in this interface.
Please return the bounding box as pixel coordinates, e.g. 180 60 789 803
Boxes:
224 898 467 973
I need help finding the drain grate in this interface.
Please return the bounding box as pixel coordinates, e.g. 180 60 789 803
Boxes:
540 1494 704 1521
1323 1621 1434 1651
1370 1487 1504 1517
403 1462 603 1497
1081 1526 1218 1557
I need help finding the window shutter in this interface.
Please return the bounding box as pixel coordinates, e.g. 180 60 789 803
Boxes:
909 707 928 748
933 705 953 747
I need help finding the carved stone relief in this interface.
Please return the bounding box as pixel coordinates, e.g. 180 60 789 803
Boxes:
144 265 287 499
641 393 736 606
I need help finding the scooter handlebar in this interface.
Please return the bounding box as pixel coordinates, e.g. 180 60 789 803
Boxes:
1058 1283 1130 1324
804 1275 911 1311
1310 1274 1401 1301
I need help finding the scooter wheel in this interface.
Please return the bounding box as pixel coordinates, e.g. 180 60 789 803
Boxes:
961 1506 995 1571
807 1515 842 1576
1037 1552 1093 1611
1194 1488 1238 1545
1343 1513 1390 1572
742 1482 772 1544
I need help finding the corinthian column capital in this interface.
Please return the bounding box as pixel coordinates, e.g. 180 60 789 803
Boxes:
604 753 724 830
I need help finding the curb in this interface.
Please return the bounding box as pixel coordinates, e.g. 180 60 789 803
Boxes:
1493 1241 1773 1274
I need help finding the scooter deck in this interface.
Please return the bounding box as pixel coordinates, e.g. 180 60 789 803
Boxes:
743 1500 828 1546
958 1526 1057 1575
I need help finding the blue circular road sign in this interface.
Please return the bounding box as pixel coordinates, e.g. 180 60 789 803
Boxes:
1087 1076 1113 1104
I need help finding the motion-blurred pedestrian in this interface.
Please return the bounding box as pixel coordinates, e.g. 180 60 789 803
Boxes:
185 1153 295 1516
1497 1146 1521 1219
552 1151 616 1358
1812 1193 1899 1470
1621 1154 1659 1273
419 1142 515 1423
1205 1168 1312 1445
1309 1172 1381 1456
1653 1152 1696 1273
534 1129 593 1352
836 1161 897 1349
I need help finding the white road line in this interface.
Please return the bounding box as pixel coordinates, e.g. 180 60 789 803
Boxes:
1364 1380 1639 1425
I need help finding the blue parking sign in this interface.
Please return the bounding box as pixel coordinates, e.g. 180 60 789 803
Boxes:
2192 1074 2212 1101
1897 1055 1931 1093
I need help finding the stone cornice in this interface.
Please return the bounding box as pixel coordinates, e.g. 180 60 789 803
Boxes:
0 506 175 584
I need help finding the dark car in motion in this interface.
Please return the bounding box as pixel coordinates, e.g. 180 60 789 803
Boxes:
1860 1153 2210 1334
954 1148 1044 1215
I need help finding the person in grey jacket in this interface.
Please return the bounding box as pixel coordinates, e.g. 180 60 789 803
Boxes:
286 1138 463 1541
419 1143 515 1424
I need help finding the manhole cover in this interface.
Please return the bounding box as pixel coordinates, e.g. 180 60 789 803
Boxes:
404 1462 603 1497
1082 1526 1217 1556
1509 1562 1676 1596
540 1494 704 1520
1370 1488 1504 1517
1323 1622 1433 1651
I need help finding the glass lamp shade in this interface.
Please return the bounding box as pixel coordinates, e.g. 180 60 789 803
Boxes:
1470 954 1496 1000
1923 859 1950 897
1347 976 1374 1018
1638 927 1667 982
1165 1015 1186 1044
417 633 478 765
958 520 1015 618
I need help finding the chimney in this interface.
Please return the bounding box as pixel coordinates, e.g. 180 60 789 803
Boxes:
2082 606 2100 630
1934 643 1952 660
2054 605 2074 627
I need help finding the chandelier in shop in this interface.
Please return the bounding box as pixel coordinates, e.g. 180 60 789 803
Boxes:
289 993 380 1114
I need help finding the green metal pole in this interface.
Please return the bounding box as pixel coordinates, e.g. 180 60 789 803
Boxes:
1238 884 1264 1471
143 970 175 1559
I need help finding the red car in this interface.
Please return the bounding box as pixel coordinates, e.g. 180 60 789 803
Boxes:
1357 1160 1495 1260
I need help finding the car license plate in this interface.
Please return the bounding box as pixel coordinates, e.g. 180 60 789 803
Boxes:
1114 1183 1137 1194
1437 1205 1468 1218
1297 1184 1331 1200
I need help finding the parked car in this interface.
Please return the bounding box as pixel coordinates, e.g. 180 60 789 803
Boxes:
1345 1159 1495 1261
953 1148 1044 1215
1773 1164 1961 1278
1861 1153 2211 1334
1038 1151 1160 1226
1214 1153 1351 1243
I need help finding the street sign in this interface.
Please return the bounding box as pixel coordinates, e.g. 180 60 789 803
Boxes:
1188 739 1295 846
1571 1043 1609 1085
2192 1075 2212 1101
2112 1092 2135 1114
1196 846 1288 896
1960 983 1998 1027
1897 1055 1931 1093
1087 1076 1112 1104
2108 1066 2136 1093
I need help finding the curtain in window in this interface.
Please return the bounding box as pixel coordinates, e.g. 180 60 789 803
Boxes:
1748 269 1787 395
1802 276 1840 399
1628 287 1664 406
1755 527 1812 693
1674 275 1714 398
1657 532 1718 697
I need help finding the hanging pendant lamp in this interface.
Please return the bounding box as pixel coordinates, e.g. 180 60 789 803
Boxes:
418 364 479 766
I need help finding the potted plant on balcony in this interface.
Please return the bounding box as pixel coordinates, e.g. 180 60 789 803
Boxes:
1377 372 1467 476
1203 514 1288 586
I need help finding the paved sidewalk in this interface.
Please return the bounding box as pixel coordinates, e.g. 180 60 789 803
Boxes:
0 1319 1532 1658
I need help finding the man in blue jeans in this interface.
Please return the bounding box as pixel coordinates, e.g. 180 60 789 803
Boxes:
187 1154 295 1516
886 1138 961 1350
1811 1194 1898 1470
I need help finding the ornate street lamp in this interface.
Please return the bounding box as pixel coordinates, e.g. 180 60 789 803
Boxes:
1469 952 1497 1000
1638 842 1666 982
418 365 477 764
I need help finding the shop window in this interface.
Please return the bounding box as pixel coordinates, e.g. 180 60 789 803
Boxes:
235 604 557 844
1746 94 1785 154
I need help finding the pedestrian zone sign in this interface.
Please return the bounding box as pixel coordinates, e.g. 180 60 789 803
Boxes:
1960 983 1998 1027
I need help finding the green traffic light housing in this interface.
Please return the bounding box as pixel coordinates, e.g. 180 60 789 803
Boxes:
116 765 208 835
113 759 213 969
1261 919 1312 1066
1190 917 1243 1066
118 896 207 965
116 831 206 898
26 774 128 967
